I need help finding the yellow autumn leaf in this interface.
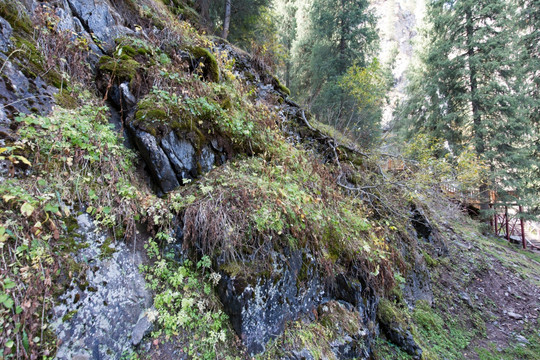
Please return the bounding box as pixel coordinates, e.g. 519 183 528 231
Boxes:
2 195 16 202
20 202 35 217
13 155 31 166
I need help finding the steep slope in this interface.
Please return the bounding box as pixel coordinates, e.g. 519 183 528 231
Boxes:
0 1 538 359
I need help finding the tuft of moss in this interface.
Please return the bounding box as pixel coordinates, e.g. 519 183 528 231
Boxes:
272 75 291 96
55 90 79 109
135 108 168 122
377 298 408 329
422 250 438 268
62 309 78 322
189 46 220 82
115 37 155 57
98 55 140 81
99 237 116 260
119 45 137 57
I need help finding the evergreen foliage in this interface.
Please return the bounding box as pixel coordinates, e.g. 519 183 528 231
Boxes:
196 0 273 47
282 0 381 147
397 0 540 217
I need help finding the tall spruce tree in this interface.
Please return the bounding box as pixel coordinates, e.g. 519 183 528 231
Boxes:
398 0 539 216
292 0 376 109
274 0 298 88
289 0 378 146
516 0 540 214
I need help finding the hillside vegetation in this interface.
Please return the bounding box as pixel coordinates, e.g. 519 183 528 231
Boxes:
0 0 538 359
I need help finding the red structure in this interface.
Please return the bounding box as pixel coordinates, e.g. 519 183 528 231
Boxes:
492 205 528 249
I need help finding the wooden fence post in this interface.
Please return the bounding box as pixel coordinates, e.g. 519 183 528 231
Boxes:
519 205 526 249
505 206 510 242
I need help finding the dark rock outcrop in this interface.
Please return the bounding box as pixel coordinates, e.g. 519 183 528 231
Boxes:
217 249 324 355
410 204 447 256
130 127 180 193
215 248 378 358
128 125 228 193
0 54 57 126
380 321 422 359
402 256 433 307
0 16 11 52
377 299 423 359
160 131 197 180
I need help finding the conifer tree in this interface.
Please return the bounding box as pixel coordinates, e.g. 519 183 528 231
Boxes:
292 0 376 109
199 0 273 47
516 0 540 214
274 0 298 88
288 0 378 146
398 0 540 216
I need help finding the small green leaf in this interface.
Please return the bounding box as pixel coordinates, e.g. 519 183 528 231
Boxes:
5 340 14 348
44 203 60 214
22 330 29 352
3 278 16 289
3 297 14 309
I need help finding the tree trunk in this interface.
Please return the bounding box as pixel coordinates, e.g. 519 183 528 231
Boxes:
285 39 291 88
222 0 232 39
197 0 210 27
339 0 347 63
466 6 490 218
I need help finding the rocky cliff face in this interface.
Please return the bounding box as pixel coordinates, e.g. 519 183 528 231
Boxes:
370 0 425 127
1 1 539 359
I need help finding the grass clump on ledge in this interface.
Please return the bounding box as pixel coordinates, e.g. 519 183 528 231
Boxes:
177 133 394 289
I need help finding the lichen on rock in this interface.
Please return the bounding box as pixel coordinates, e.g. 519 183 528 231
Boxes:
52 214 153 359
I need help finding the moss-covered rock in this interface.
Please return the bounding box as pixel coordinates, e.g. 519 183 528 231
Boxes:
12 35 64 88
377 299 423 358
54 90 79 109
377 299 407 327
189 46 220 82
272 75 291 96
98 55 140 81
98 37 157 84
115 37 155 57
0 0 32 35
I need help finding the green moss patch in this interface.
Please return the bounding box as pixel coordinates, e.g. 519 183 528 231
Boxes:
11 35 64 88
189 47 220 82
115 37 156 57
99 55 141 81
54 89 79 109
272 75 290 96
0 0 32 35
377 298 408 329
